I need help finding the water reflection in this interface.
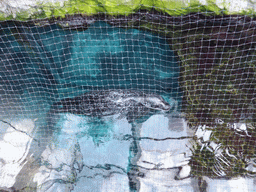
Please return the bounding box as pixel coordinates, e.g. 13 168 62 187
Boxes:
34 106 195 191
0 93 196 191
1 102 256 191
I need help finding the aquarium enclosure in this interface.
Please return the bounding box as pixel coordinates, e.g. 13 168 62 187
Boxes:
0 0 255 191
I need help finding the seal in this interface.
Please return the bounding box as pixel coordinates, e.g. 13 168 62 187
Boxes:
50 89 171 122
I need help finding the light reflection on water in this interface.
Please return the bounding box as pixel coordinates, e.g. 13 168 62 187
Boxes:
0 98 194 191
0 103 256 191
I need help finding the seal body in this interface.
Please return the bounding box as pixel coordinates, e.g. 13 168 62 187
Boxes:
51 89 171 122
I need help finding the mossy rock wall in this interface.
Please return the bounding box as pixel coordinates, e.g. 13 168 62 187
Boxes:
170 15 256 126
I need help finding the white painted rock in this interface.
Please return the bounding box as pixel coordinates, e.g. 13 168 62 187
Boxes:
135 114 193 170
203 177 256 192
33 113 84 191
137 169 197 192
0 118 36 190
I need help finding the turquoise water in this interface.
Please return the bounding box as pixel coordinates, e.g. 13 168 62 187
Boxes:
0 21 185 191
0 21 180 101
1 19 255 191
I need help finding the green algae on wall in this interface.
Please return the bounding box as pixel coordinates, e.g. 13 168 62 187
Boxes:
172 22 256 127
1 0 254 21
